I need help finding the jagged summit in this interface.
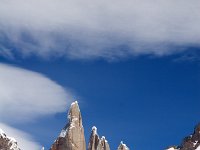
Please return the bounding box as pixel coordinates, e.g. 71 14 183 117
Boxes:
3 100 200 150
118 141 129 150
59 100 83 138
88 126 110 150
50 101 86 150
92 126 97 135
88 126 100 150
98 136 110 150
50 101 129 150
67 101 82 126
0 128 20 150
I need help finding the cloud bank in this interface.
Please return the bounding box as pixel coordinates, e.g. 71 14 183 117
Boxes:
0 123 41 150
0 0 200 59
0 63 74 123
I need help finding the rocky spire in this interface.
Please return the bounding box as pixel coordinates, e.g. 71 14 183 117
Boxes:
117 141 129 150
0 128 20 150
88 126 100 150
88 127 110 150
50 101 86 150
98 136 110 150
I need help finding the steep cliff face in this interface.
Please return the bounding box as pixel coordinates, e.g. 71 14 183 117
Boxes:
0 129 20 150
98 137 110 150
88 126 110 150
50 101 86 150
88 127 100 150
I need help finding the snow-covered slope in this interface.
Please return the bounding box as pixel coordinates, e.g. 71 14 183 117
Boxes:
0 128 20 150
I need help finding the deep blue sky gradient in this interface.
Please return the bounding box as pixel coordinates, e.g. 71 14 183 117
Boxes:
0 53 200 150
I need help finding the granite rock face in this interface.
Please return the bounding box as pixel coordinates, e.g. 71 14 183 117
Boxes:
50 101 129 150
98 136 110 150
117 142 129 150
50 101 86 150
0 129 20 150
88 126 110 150
1 101 128 150
88 127 100 150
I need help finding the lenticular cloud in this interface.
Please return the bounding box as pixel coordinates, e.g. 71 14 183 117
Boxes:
0 0 200 59
0 63 73 123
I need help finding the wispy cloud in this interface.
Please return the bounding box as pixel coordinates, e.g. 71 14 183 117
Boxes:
0 0 200 60
0 123 41 150
0 63 74 123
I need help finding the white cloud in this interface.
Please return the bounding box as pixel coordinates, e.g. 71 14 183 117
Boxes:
0 0 200 59
0 63 74 123
0 123 41 150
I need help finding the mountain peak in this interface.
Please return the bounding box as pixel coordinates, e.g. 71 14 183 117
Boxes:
50 101 86 150
88 126 100 150
92 126 98 135
67 101 82 128
99 136 110 150
71 101 78 106
50 101 132 150
118 141 129 150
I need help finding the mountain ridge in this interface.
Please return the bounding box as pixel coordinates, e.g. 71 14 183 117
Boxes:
1 101 200 150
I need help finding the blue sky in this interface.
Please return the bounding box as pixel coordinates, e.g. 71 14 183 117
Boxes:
0 1 200 150
0 52 200 150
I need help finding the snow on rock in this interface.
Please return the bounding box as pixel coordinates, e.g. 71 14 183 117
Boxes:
179 123 200 150
0 129 6 138
88 126 100 150
117 141 129 150
88 126 110 150
92 126 97 135
166 147 179 150
196 146 200 150
98 136 110 150
50 101 131 150
166 123 200 150
59 129 67 138
0 128 20 150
